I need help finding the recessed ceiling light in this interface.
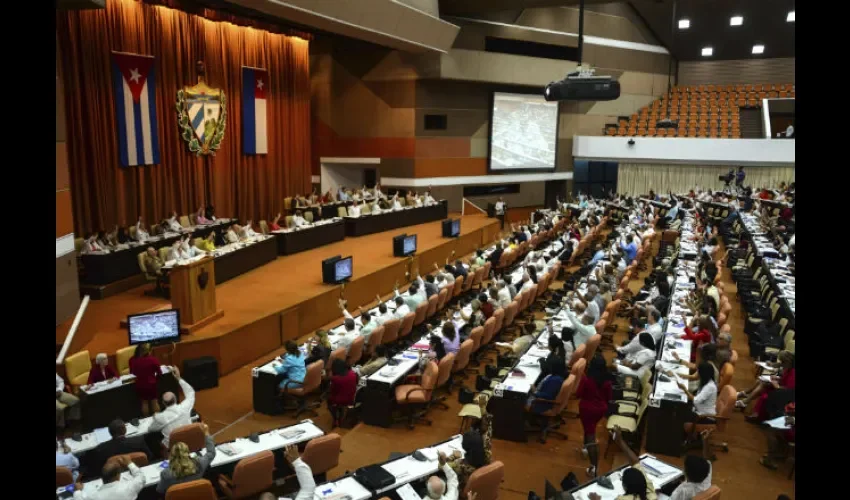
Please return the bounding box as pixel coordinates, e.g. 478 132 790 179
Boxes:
701 47 713 57
678 19 690 29
730 16 743 26
786 11 795 22
752 44 765 54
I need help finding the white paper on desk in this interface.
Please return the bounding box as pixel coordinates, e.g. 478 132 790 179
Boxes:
759 375 772 383
93 427 111 444
641 457 679 478
417 448 438 461
396 483 420 500
382 458 415 479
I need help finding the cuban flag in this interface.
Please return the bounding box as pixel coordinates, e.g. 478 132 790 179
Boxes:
112 52 160 167
242 67 268 155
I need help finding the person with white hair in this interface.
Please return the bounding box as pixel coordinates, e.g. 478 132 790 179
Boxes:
424 452 460 500
147 366 196 448
86 352 117 386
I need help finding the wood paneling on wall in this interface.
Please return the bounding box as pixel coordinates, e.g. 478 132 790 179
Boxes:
678 58 795 86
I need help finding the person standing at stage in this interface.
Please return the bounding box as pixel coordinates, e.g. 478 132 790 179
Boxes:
128 343 161 417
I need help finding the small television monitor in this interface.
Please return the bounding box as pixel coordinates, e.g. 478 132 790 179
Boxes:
128 309 181 345
403 234 417 255
393 233 417 257
451 219 461 237
322 255 342 284
334 256 353 282
442 219 458 238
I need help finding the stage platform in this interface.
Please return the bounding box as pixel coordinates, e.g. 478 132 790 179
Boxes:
56 213 501 376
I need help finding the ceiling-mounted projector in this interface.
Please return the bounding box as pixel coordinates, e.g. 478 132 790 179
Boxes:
543 67 620 102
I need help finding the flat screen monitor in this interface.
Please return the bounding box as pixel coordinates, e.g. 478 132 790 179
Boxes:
489 91 559 172
128 309 180 345
442 219 460 238
322 255 342 284
334 256 353 282
403 234 417 255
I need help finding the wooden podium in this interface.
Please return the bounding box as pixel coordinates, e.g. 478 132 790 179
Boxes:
170 256 224 333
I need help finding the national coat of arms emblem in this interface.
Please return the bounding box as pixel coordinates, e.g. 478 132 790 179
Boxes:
176 61 227 156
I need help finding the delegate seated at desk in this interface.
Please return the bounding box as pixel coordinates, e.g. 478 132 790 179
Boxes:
274 341 307 390
424 452 461 500
348 202 363 217
392 296 411 319
56 373 81 430
87 418 153 478
283 444 318 500
86 353 117 385
72 455 144 500
56 440 81 482
240 221 258 239
613 332 656 378
340 300 379 345
157 423 216 495
292 211 310 228
148 366 196 448
134 217 150 242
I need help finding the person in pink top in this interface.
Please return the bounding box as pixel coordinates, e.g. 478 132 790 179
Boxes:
195 207 211 225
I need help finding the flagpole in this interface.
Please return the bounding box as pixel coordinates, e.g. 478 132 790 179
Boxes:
241 65 268 71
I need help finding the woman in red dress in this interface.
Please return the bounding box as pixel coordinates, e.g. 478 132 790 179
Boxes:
576 355 613 478
736 351 795 422
87 353 117 385
327 358 357 428
129 343 161 416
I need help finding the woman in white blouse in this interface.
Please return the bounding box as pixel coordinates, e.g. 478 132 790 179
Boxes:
678 362 718 446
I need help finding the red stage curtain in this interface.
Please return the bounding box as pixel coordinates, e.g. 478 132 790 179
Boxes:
57 0 311 235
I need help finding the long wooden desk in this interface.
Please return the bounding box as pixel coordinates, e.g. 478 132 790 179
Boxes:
272 219 347 255
344 201 448 237
80 219 234 286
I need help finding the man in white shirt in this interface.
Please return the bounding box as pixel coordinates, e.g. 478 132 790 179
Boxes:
391 194 403 211
423 452 460 500
56 373 81 429
147 367 195 448
392 296 411 319
180 237 202 258
370 199 382 215
73 455 144 500
135 217 149 242
167 240 185 262
337 186 350 202
618 308 663 356
282 444 317 500
571 288 600 323
336 318 360 349
166 212 183 232
374 299 394 325
423 191 437 206
292 211 310 228
494 197 506 215
670 454 713 500
563 308 596 347
347 202 362 217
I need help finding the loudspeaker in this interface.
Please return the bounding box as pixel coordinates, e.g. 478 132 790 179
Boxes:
182 356 219 391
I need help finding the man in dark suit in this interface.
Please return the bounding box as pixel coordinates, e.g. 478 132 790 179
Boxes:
86 418 153 477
